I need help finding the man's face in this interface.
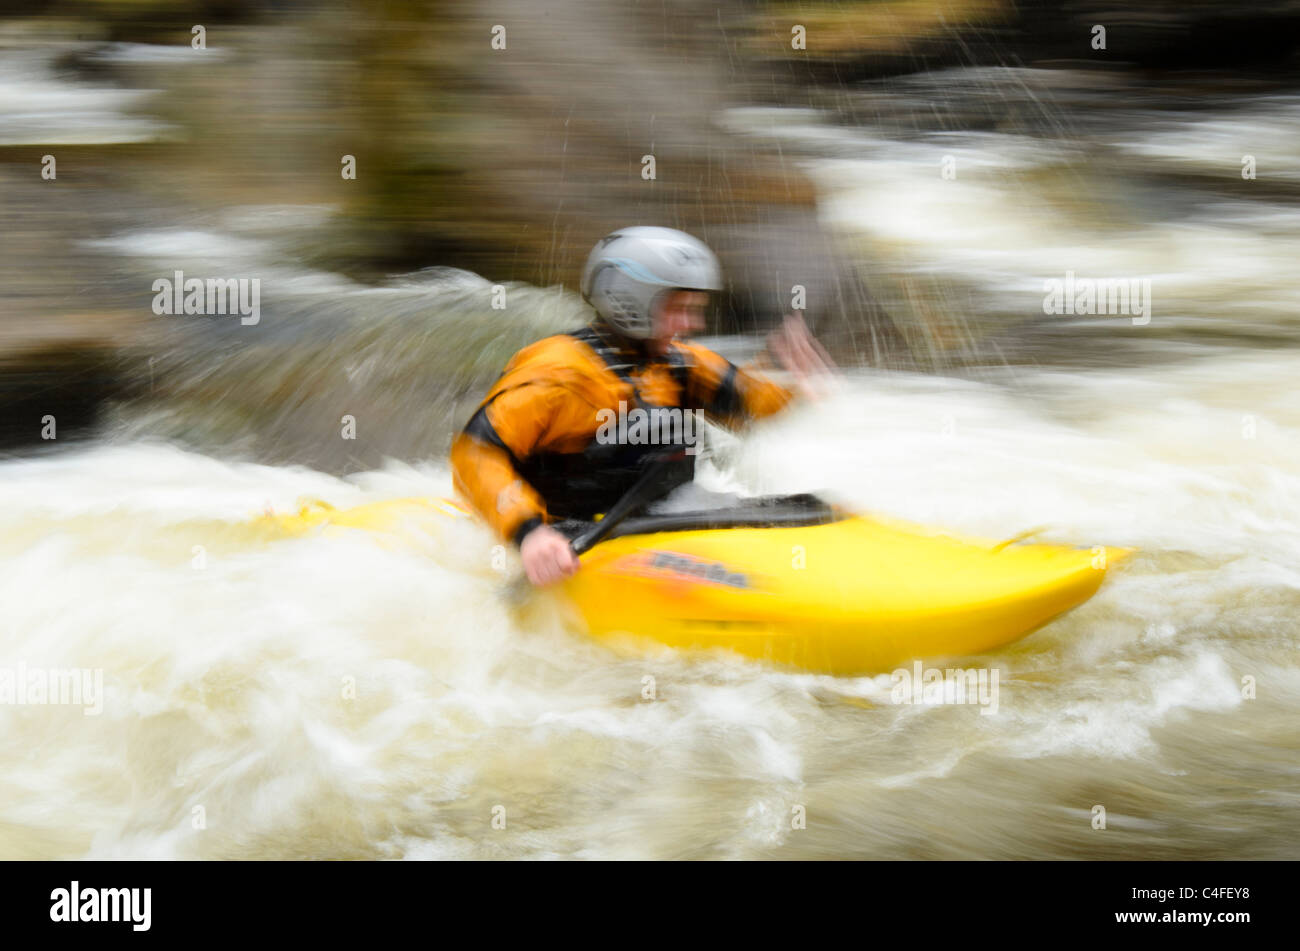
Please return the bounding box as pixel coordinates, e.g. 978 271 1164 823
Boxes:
649 290 709 355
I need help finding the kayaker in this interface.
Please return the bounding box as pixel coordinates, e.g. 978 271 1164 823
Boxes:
451 226 833 586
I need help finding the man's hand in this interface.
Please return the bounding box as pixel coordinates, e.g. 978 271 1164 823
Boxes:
766 313 837 400
519 524 580 586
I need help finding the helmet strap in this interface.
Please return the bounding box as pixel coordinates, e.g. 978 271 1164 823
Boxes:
590 318 651 362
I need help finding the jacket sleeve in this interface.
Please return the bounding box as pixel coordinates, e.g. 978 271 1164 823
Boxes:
677 342 793 428
450 383 560 546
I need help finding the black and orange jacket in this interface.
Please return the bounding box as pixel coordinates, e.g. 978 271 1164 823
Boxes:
451 322 793 545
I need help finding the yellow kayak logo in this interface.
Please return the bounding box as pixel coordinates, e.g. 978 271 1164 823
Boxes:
607 550 752 590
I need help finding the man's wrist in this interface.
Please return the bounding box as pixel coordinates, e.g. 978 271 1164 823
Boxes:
512 516 545 548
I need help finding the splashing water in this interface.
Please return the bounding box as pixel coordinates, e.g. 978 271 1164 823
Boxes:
3 340 1296 858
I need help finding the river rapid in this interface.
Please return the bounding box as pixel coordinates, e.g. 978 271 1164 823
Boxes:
2 59 1298 859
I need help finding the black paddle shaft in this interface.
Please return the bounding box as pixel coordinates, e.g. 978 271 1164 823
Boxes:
568 449 686 555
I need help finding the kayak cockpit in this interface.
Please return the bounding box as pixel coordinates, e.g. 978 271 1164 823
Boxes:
552 492 847 542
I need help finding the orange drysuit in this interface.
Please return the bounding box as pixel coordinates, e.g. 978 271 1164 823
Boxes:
451 323 792 545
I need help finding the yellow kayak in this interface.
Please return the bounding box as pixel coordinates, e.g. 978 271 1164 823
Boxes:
251 494 1131 675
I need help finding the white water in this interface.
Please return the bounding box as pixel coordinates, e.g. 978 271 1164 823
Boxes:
3 344 1297 858
3 56 1298 858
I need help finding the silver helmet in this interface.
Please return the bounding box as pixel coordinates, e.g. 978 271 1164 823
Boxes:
580 226 723 339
